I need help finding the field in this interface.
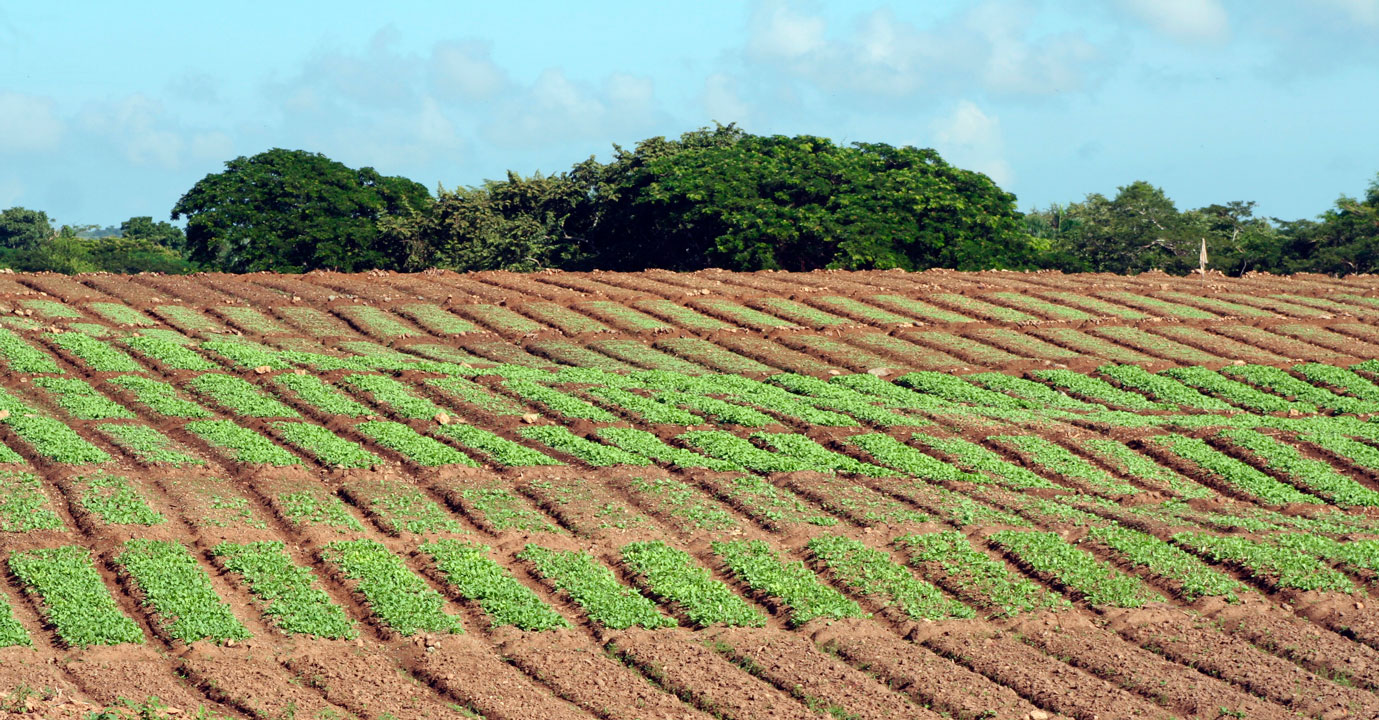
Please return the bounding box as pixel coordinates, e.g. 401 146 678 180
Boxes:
1 266 1379 718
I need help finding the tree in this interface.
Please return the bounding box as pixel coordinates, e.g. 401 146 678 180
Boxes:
1291 174 1379 275
447 126 1039 273
119 216 185 252
1051 181 1195 274
0 207 54 251
171 149 431 273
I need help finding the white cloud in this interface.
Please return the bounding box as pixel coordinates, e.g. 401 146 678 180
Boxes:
430 40 509 101
749 0 827 59
739 0 1103 100
1117 0 1230 44
481 69 664 147
0 92 63 153
930 100 1013 186
1317 0 1379 27
702 73 752 125
80 94 185 169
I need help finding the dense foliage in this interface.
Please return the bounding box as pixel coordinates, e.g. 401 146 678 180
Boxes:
5 126 1378 276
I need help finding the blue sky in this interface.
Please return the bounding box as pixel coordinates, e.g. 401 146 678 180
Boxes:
2 0 1376 227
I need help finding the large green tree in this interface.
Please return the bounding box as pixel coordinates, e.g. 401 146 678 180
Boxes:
0 207 54 251
171 149 431 273
1288 174 1379 275
426 126 1039 273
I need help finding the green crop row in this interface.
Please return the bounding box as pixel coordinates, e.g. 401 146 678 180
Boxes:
597 427 742 471
33 376 135 419
1160 366 1310 413
807 535 972 621
1273 533 1379 574
188 373 299 418
519 425 650 467
1171 532 1354 593
114 539 250 643
620 540 764 627
1151 434 1319 506
425 376 525 415
965 372 1101 410
8 546 143 648
503 379 616 421
1305 432 1379 475
993 434 1137 496
518 544 674 630
655 390 776 427
1223 364 1375 414
201 338 291 370
585 386 703 425
457 486 559 533
322 538 463 636
342 480 462 536
122 335 218 370
846 433 981 483
5 414 111 464
1077 438 1213 500
678 430 806 473
274 422 381 469
437 424 562 467
1097 364 1232 411
0 471 63 532
783 474 927 526
896 371 1034 409
0 327 61 373
989 530 1164 608
1086 525 1242 602
51 333 143 372
357 420 478 466
711 539 863 627
753 432 899 477
97 423 204 466
896 531 1065 618
913 435 1057 489
422 540 567 631
1030 369 1170 411
340 373 445 419
109 375 213 418
211 541 356 639
830 372 954 409
1220 428 1379 506
73 473 163 526
1293 363 1379 403
186 419 300 466
626 476 739 532
763 373 921 427
273 373 371 416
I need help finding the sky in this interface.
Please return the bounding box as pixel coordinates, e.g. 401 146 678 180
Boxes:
1 0 1377 227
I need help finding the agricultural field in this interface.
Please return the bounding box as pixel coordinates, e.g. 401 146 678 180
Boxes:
1 266 1379 718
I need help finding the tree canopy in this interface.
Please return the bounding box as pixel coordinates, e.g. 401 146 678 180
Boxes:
171 148 431 273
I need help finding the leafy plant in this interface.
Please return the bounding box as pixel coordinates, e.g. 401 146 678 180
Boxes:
423 540 569 631
989 530 1165 608
72 472 164 525
597 426 743 471
0 470 64 531
97 423 204 466
518 544 674 630
436 424 562 466
212 541 356 639
122 335 219 370
341 373 445 418
8 546 143 648
274 422 382 468
32 376 135 419
108 375 213 418
186 419 301 466
1086 525 1242 602
1172 532 1354 593
50 332 143 372
114 539 251 643
519 425 651 466
188 373 299 418
322 538 464 636
0 327 61 373
808 535 972 621
356 420 478 467
896 531 1065 617
273 373 371 416
711 539 863 626
620 540 765 627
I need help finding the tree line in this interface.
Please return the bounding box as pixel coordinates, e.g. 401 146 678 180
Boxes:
4 125 1377 276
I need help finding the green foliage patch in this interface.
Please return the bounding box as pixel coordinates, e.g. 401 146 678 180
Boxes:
322 538 463 636
519 544 674 630
8 546 143 648
115 539 250 643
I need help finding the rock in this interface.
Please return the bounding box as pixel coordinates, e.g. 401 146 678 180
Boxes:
0 410 9 421
253 365 273 375
1233 359 1246 365
434 412 451 425
521 413 541 424
1029 711 1051 720
867 367 893 377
